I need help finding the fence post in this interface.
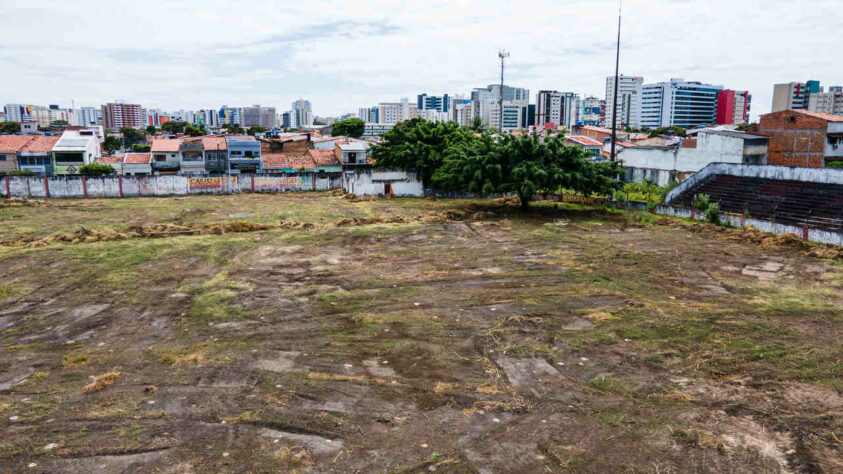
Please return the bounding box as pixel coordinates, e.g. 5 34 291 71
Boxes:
312 172 315 190
802 225 809 240
82 176 88 198
251 174 255 193
44 176 50 199
118 175 124 197
4 176 9 198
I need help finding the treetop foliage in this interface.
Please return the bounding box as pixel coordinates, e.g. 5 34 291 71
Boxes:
372 118 623 208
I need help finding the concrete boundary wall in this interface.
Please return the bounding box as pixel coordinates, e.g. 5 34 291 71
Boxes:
615 200 843 246
1 173 345 199
665 163 843 204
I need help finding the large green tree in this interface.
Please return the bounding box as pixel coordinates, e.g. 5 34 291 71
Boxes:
103 136 121 153
185 125 205 137
246 126 267 136
222 123 244 134
330 118 366 138
145 125 157 135
371 118 476 187
119 127 146 146
0 122 20 134
161 121 190 134
433 134 622 209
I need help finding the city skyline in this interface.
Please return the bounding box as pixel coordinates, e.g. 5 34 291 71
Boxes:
1 0 840 121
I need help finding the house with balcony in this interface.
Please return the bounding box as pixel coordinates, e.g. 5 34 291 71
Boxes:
17 136 60 176
150 139 181 174
51 129 101 175
179 138 205 175
202 136 228 174
226 136 261 173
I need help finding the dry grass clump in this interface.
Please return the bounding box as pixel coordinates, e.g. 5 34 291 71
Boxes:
433 382 459 394
273 446 313 466
83 370 121 393
474 383 505 395
586 312 618 321
171 353 203 366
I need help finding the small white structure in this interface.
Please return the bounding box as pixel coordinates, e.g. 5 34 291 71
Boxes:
621 130 768 185
338 141 370 165
343 169 423 197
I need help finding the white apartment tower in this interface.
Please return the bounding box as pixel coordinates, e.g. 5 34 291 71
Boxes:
605 75 643 129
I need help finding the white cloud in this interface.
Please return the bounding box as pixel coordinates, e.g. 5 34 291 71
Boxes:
0 0 840 121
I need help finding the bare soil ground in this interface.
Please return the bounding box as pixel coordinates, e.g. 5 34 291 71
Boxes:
0 193 841 473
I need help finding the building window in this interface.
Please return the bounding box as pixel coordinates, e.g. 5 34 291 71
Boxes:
347 152 357 164
0 156 6 161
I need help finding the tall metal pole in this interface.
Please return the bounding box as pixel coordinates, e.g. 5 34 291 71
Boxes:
498 50 509 132
610 1 622 161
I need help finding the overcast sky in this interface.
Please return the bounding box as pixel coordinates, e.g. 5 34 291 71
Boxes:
1 0 839 121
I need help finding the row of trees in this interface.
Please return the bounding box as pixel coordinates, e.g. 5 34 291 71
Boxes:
371 118 623 209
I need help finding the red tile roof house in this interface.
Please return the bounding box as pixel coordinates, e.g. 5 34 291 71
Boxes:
94 155 124 175
122 152 153 176
0 135 36 174
565 135 605 160
261 153 317 173
202 136 228 174
16 135 61 175
150 139 181 174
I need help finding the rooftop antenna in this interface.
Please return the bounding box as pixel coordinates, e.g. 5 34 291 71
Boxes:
498 50 510 132
610 0 622 161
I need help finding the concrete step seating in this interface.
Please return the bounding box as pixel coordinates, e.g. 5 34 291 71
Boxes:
673 175 843 232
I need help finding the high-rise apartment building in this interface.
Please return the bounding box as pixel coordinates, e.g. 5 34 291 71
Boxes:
716 90 752 125
71 107 101 126
604 75 643 129
470 85 529 127
808 87 843 116
101 102 143 129
377 103 402 124
292 99 313 127
218 106 244 126
4 104 32 123
634 79 722 129
580 97 604 127
771 81 821 112
243 105 277 128
417 94 450 113
536 91 580 129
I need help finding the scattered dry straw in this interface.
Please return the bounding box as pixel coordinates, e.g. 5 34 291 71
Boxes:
83 370 121 393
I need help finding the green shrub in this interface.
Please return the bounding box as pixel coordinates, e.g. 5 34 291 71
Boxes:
705 202 721 225
692 193 710 211
613 190 627 202
0 170 37 177
78 163 116 176
131 144 151 152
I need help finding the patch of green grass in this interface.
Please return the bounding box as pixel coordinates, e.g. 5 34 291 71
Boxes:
0 284 25 302
586 375 627 394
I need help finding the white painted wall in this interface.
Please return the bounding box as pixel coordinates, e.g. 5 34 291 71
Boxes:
343 169 423 197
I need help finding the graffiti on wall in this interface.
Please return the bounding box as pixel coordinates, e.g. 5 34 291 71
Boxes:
254 176 302 191
189 176 238 191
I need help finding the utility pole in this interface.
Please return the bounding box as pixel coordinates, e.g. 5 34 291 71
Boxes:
498 50 509 132
610 0 622 161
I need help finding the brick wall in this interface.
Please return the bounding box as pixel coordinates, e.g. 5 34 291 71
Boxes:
757 111 828 168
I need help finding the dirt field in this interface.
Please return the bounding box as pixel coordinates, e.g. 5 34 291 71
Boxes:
0 193 840 473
